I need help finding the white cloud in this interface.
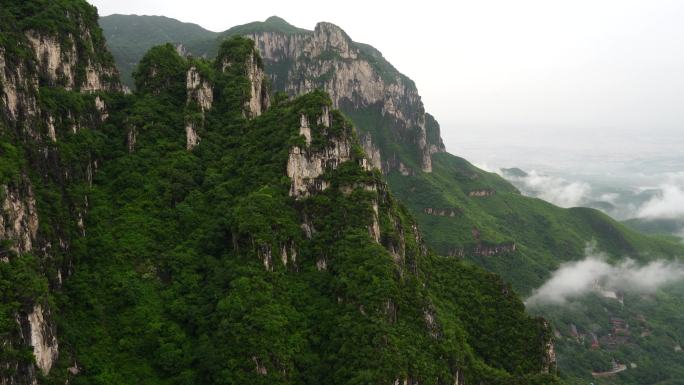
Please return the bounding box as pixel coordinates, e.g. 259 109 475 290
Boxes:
504 170 591 208
526 245 684 306
637 182 684 219
598 193 619 204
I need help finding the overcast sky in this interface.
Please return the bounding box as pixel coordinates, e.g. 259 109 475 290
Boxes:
88 0 684 165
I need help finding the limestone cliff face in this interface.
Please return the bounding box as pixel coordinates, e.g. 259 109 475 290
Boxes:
186 66 213 111
185 66 213 149
218 48 270 118
246 22 446 173
24 27 120 93
286 100 426 279
287 106 357 198
244 51 270 117
0 47 38 122
541 320 558 374
0 184 39 255
0 3 121 383
26 304 59 375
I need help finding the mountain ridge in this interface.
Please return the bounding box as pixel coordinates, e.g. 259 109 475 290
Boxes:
96 14 684 384
1 3 557 384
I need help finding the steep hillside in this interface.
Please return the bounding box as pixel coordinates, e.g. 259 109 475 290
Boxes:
98 15 684 384
0 0 121 382
53 38 556 385
212 16 684 289
1 3 558 384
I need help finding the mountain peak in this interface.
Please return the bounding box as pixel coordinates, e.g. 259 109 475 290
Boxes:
264 15 291 25
314 21 352 41
222 16 309 37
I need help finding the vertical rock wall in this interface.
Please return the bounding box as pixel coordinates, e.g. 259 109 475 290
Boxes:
246 22 446 173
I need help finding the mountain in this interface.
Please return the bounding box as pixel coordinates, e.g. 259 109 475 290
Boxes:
0 0 120 382
0 2 557 384
99 14 219 86
623 217 684 239
98 15 684 384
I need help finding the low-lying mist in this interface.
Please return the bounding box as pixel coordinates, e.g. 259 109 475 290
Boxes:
493 167 684 238
525 245 684 306
637 175 684 220
500 169 591 208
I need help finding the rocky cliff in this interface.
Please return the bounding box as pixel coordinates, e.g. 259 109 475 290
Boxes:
0 1 121 383
234 18 445 174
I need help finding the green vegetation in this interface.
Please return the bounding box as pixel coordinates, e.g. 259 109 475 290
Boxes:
623 217 684 240
98 14 219 86
221 16 309 37
99 14 416 89
0 253 49 371
11 6 684 384
0 139 24 185
0 0 118 90
381 150 684 383
383 152 684 292
529 283 684 384
0 24 558 383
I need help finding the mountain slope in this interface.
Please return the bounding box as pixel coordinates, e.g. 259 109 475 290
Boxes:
215 17 684 290
0 0 121 382
54 36 556 385
99 14 219 86
98 15 684 384
1 4 557 384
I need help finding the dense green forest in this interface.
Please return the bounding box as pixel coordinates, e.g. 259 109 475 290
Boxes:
98 14 684 384
0 3 559 381
50 39 554 385
2 2 683 383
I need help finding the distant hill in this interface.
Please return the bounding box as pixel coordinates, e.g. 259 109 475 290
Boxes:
99 14 219 86
501 167 529 177
623 217 684 238
220 15 309 36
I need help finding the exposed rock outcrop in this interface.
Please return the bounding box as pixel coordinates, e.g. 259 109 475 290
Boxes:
184 66 213 149
247 22 445 174
186 66 213 111
25 31 78 89
219 46 270 118
472 242 516 256
423 306 441 338
541 320 557 374
185 123 200 149
245 52 269 117
468 189 495 197
25 28 120 93
27 304 59 375
287 107 356 198
0 183 39 254
361 134 382 171
448 242 516 258
423 207 461 217
0 48 38 121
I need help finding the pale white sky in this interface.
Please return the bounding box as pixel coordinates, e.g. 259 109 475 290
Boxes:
88 0 684 164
